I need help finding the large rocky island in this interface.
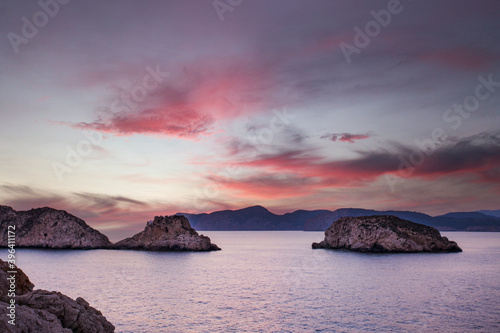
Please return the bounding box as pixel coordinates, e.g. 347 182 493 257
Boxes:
312 215 462 252
0 206 112 249
113 215 221 251
0 259 114 332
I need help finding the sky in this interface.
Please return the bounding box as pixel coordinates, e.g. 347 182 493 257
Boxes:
1 0 500 239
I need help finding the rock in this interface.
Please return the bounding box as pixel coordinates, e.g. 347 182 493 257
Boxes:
0 260 115 332
16 291 115 333
0 206 112 249
0 260 34 302
312 215 462 252
114 215 221 251
0 302 72 333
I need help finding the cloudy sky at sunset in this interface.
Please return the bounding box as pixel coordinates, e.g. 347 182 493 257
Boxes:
1 0 499 238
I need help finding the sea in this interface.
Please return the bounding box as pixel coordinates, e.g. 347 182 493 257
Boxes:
5 231 500 333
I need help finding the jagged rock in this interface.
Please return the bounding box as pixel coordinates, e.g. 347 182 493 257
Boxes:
0 260 34 302
0 206 112 249
0 259 114 332
312 215 462 252
114 215 221 251
0 303 71 333
16 291 115 333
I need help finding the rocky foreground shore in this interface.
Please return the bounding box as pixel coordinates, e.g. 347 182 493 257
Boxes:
113 215 221 251
312 215 462 252
0 259 114 332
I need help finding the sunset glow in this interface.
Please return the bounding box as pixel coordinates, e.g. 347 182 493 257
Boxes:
1 0 499 239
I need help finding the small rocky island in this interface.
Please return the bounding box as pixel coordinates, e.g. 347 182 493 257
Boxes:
312 215 462 252
113 215 221 251
0 206 220 251
0 259 114 332
0 206 112 249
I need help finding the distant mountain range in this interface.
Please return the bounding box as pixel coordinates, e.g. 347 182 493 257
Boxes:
178 205 500 232
179 206 329 230
477 209 500 218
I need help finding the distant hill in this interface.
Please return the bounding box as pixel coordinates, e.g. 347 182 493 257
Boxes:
437 212 493 219
433 211 500 231
179 205 328 230
477 209 500 218
178 206 500 232
303 208 436 231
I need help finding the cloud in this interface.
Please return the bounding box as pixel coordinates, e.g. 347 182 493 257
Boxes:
1 185 36 195
1 186 147 216
209 173 319 200
202 131 500 201
54 1 500 142
73 107 215 139
222 125 309 160
63 55 297 139
321 132 370 143
237 149 399 184
1 185 66 209
410 131 500 180
73 192 147 211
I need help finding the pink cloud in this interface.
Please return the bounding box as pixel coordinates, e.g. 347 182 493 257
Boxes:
62 56 291 139
209 173 321 200
200 150 394 201
73 107 215 138
321 132 370 143
199 132 500 201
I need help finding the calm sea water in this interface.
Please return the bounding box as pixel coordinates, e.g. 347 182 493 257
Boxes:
5 232 500 332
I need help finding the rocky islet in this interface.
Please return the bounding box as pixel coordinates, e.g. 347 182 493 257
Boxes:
0 206 112 249
312 215 462 252
113 215 221 251
0 206 220 252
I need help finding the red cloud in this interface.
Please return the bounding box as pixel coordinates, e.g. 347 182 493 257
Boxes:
202 132 500 201
321 133 370 143
210 173 321 200
73 107 215 138
240 150 398 183
204 150 397 201
63 57 290 139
